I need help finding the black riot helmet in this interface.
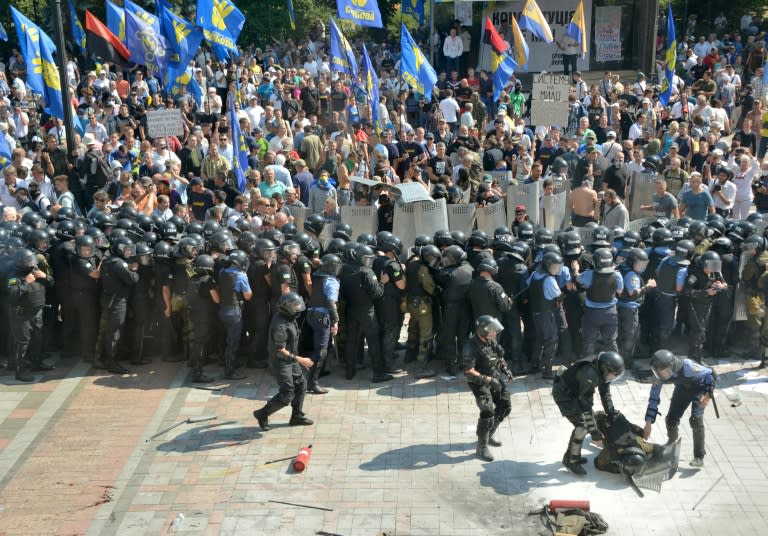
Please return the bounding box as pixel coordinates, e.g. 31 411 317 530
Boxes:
468 230 489 249
440 244 465 268
55 220 77 241
185 221 204 236
477 257 499 277
304 213 325 236
642 154 662 173
227 249 250 271
319 253 343 277
351 244 376 268
414 234 433 248
550 157 568 175
142 231 159 247
178 236 200 259
375 231 393 247
534 228 554 246
75 234 95 259
356 233 377 248
251 238 276 262
261 228 285 245
31 229 50 252
592 226 611 247
13 248 38 274
651 228 673 247
278 240 300 262
650 349 682 381
194 254 215 276
670 225 686 241
160 221 180 241
135 242 152 265
708 219 726 239
450 230 467 248
676 215 693 229
493 236 515 256
611 226 625 242
623 230 642 249
118 205 138 221
111 237 136 259
625 247 649 275
293 232 315 255
380 236 403 256
210 231 235 253
276 291 306 320
420 244 442 269
281 222 297 240
688 220 708 242
236 231 258 255
494 226 512 241
509 240 530 263
742 234 765 255
138 214 159 233
674 239 695 264
20 211 43 229
325 237 346 255
55 206 75 222
559 230 583 257
153 240 174 260
202 220 222 240
698 250 722 274
541 251 563 276
747 212 765 226
516 221 535 242
475 315 504 340
597 351 625 383
332 223 353 241
168 215 186 232
592 248 615 274
710 236 733 256
433 229 453 249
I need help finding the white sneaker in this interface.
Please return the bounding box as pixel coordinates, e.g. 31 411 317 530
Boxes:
690 457 704 468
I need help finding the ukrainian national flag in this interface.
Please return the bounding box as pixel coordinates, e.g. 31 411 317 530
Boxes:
68 0 87 52
38 33 64 120
229 92 248 192
106 0 125 42
400 24 437 97
565 0 587 59
659 3 676 106
518 0 553 44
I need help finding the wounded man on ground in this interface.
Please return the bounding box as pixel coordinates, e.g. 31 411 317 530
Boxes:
593 411 679 490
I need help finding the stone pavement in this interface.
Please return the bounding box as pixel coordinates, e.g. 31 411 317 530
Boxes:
1 344 767 536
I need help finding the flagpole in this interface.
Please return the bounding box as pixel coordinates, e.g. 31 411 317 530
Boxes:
52 0 76 151
429 0 436 67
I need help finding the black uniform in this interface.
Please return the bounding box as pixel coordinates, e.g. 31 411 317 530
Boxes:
373 254 405 370
682 265 719 363
306 269 340 390
706 252 737 357
497 255 529 373
244 259 272 366
129 263 154 363
186 271 217 379
69 253 101 361
262 312 307 419
468 274 511 322
339 262 386 379
97 256 139 370
436 261 472 373
270 260 299 303
7 269 52 377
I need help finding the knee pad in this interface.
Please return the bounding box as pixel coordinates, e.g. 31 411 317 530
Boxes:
571 425 588 442
665 415 680 430
495 403 512 421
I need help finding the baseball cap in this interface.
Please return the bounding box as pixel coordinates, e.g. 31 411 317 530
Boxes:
482 173 494 183
515 204 526 213
190 177 203 186
670 142 679 149
425 132 435 140
586 146 597 153
606 131 616 138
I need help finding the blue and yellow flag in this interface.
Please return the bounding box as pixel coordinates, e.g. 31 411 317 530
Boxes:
10 6 47 96
400 24 437 97
68 0 87 51
0 130 11 169
125 0 159 31
361 44 381 135
401 0 426 25
165 63 202 101
196 0 245 53
518 0 553 44
659 3 676 106
161 7 203 67
509 14 529 68
0 22 8 42
565 0 587 59
106 0 126 42
229 92 248 192
38 32 64 120
493 54 517 102
329 17 357 78
336 0 383 29
156 0 172 17
125 7 170 77
286 0 296 30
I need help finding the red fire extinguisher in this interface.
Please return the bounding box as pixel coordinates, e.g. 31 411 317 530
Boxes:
293 445 313 472
548 499 590 513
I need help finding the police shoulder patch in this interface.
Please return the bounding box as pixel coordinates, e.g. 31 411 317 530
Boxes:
630 275 640 287
7 277 17 285
393 271 400 277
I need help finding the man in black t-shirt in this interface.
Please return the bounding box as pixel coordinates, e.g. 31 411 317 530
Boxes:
186 178 215 222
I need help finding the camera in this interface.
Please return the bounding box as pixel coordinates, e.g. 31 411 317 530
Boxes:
714 184 722 191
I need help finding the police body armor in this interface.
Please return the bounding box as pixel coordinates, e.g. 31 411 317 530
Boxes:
463 336 504 383
218 269 244 307
186 274 210 313
586 272 618 303
405 259 430 298
683 265 714 301
618 265 645 305
308 272 332 309
8 270 46 315
440 262 473 303
171 258 195 295
340 266 382 311
101 257 133 298
644 250 667 281
271 260 299 302
528 274 557 313
70 256 100 291
498 258 528 297
657 260 680 295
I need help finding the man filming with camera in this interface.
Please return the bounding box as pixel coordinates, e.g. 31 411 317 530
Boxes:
708 167 737 217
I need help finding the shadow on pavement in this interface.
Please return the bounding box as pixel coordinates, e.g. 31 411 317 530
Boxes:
359 442 477 471
155 423 261 452
477 460 566 494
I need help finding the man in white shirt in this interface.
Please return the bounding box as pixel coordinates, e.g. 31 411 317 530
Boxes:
628 113 646 141
709 167 737 216
245 96 264 134
85 114 108 144
443 28 463 75
0 165 26 209
438 89 460 130
731 155 757 220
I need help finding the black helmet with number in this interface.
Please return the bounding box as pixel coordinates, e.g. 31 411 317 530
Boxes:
710 236 733 256
440 244 465 268
276 291 306 320
550 157 568 174
534 228 554 246
625 247 649 274
433 229 453 249
236 231 258 255
153 240 174 260
304 213 325 236
493 236 515 257
494 226 512 241
332 223 353 241
674 239 695 264
468 230 489 249
651 228 673 247
253 238 277 261
516 221 535 242
623 230 642 249
558 230 583 257
541 251 563 276
168 215 186 232
509 240 530 263
202 220 221 240
650 349 682 381
592 226 611 247
450 230 467 248
356 233 377 247
670 225 686 241
351 244 376 268
741 234 765 254
281 222 297 240
160 221 180 241
477 257 499 276
178 236 200 259
420 244 442 269
13 248 38 273
319 253 343 277
142 231 159 247
651 217 670 229
194 254 215 275
592 248 615 274
228 249 250 270
111 237 136 259
326 237 346 255
597 351 625 383
475 315 504 338
380 236 403 256
55 220 77 241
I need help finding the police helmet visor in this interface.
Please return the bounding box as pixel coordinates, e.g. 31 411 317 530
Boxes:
703 258 722 274
260 247 277 262
361 254 375 268
37 238 50 251
604 369 625 383
138 253 152 266
78 245 93 258
633 259 649 274
548 262 562 276
121 244 137 259
651 365 673 381
478 317 504 338
94 235 108 248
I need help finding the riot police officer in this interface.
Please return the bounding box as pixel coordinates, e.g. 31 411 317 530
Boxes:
50 221 76 356
405 244 440 378
339 244 392 383
186 255 218 383
436 245 473 375
707 237 737 358
553 352 624 475
217 250 252 380
252 292 314 430
740 235 768 356
461 316 513 462
496 240 530 374
69 235 101 362
526 252 563 379
682 251 727 363
578 248 624 358
97 238 139 374
374 236 406 372
617 248 656 369
244 238 276 368
654 240 693 351
7 249 53 382
306 254 342 394
468 258 512 322
129 243 154 365
645 350 715 467
270 240 301 303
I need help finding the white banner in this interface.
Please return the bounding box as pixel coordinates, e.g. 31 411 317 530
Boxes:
594 6 622 63
530 101 569 127
479 0 592 74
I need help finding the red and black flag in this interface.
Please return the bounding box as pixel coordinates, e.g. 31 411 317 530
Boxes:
484 17 509 56
85 10 132 69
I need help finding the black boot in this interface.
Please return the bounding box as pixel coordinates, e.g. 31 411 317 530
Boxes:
307 359 329 394
563 438 587 475
253 401 280 431
488 417 502 447
475 417 495 461
289 408 313 426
